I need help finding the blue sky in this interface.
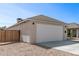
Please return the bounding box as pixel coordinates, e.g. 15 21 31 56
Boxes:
0 3 79 27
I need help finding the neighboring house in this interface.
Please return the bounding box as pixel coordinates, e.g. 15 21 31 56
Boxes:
7 15 65 44
65 23 79 40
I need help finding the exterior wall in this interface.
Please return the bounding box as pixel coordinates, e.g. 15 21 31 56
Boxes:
7 21 36 44
64 27 67 40
33 19 64 26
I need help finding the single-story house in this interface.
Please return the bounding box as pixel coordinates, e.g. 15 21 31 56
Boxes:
7 15 66 44
65 23 79 40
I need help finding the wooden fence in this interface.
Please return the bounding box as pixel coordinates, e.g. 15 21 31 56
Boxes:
0 30 20 42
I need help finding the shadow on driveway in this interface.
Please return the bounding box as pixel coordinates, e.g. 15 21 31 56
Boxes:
36 40 79 49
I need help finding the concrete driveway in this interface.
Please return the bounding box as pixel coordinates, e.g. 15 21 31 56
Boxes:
38 40 79 55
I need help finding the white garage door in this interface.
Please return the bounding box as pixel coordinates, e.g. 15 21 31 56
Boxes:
36 24 64 43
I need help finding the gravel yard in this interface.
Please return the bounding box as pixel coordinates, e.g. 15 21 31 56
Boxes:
0 42 76 56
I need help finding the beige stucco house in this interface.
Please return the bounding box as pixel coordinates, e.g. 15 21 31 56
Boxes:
65 23 79 40
7 15 65 44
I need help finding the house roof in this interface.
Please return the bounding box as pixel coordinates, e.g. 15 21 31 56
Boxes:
66 23 79 28
7 15 64 29
27 15 64 23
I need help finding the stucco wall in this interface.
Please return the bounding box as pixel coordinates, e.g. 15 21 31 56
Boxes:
7 21 36 44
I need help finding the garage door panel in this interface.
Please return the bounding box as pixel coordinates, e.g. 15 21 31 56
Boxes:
36 24 63 43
